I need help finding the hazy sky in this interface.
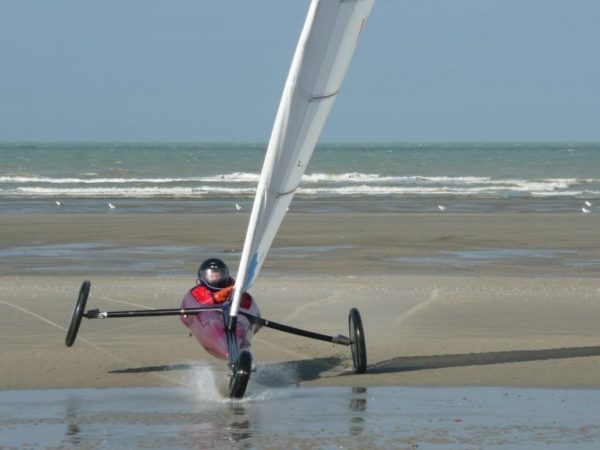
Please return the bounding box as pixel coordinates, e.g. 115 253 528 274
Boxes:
1 0 599 142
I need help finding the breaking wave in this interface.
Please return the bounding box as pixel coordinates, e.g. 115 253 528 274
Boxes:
0 172 596 200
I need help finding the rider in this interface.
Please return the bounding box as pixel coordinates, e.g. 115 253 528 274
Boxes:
182 257 259 316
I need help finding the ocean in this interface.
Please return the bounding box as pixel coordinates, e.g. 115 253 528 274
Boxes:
1 142 599 214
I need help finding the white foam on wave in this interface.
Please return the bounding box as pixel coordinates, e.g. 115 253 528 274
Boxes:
297 183 581 196
11 186 257 197
4 183 587 198
0 172 261 185
531 190 584 197
0 174 589 192
511 179 578 191
302 173 496 184
0 176 188 184
0 172 594 200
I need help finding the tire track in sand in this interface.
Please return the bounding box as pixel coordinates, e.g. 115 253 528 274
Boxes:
392 288 440 325
0 299 182 386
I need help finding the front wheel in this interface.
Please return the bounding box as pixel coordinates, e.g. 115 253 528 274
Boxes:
228 350 252 399
349 308 367 373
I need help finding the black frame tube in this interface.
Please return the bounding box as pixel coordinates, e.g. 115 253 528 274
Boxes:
241 312 351 346
82 306 351 346
84 306 224 319
222 304 239 367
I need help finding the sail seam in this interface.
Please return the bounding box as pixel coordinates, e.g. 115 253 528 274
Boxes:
277 187 298 197
312 89 339 101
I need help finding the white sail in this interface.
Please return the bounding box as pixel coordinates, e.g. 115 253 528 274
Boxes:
231 0 375 317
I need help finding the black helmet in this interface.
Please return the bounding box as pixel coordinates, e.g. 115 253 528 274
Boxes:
198 258 230 289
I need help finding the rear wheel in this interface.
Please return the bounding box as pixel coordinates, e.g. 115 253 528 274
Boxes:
65 280 91 347
349 308 367 373
228 350 252 399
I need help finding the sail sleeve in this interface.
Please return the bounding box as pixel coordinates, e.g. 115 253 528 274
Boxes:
231 0 375 316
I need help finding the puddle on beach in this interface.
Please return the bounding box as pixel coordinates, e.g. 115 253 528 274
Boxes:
0 243 353 276
566 259 600 268
393 248 578 267
2 378 600 449
0 243 202 276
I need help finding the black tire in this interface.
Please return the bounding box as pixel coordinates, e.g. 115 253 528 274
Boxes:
349 308 367 373
228 350 252 399
65 280 91 347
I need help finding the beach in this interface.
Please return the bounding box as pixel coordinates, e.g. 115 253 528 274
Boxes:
2 211 600 391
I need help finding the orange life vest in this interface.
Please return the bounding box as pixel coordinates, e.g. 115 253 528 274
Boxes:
190 280 253 310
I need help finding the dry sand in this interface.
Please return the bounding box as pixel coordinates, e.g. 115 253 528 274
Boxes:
1 212 600 390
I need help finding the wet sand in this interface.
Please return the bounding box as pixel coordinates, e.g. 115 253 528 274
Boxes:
1 212 600 390
3 385 600 449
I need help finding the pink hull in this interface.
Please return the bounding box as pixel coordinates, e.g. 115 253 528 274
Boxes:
180 295 254 360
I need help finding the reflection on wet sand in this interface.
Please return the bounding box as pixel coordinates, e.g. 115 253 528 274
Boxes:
229 404 252 445
349 386 367 437
65 398 82 446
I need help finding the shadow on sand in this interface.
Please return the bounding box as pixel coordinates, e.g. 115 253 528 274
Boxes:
108 346 600 384
367 345 600 374
109 356 344 387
